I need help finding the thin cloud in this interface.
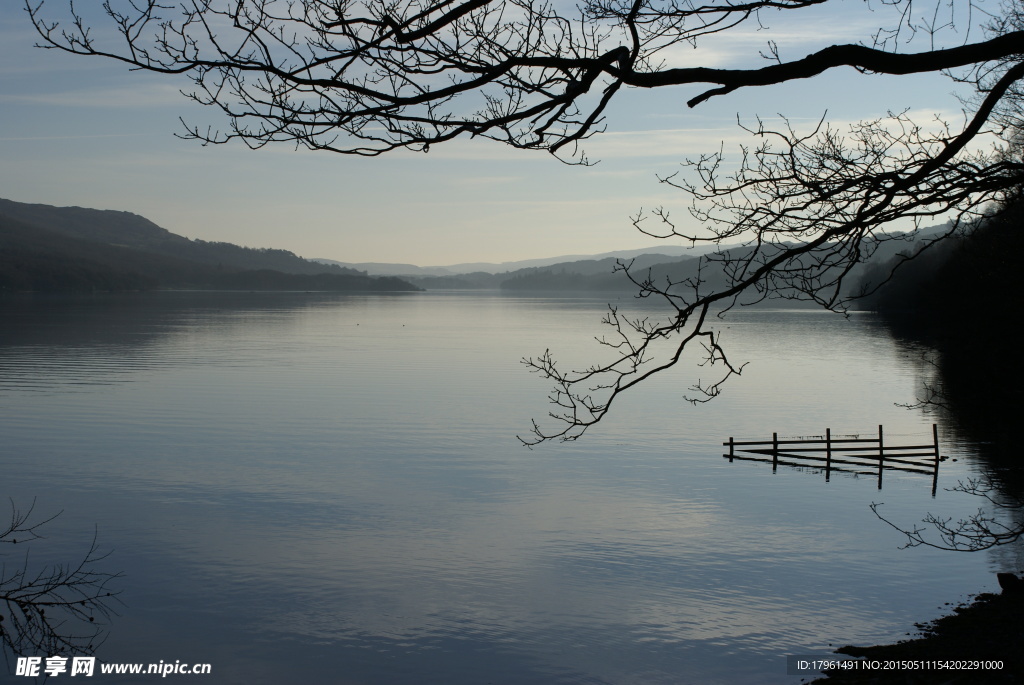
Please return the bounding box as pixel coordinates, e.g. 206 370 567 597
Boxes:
450 175 524 186
0 133 152 142
1 82 187 108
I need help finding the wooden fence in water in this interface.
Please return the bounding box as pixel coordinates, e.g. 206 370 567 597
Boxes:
723 424 944 494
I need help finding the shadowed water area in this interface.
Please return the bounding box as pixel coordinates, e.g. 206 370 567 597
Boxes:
0 291 1007 684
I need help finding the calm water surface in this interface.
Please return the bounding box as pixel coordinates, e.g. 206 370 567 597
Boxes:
0 292 1004 684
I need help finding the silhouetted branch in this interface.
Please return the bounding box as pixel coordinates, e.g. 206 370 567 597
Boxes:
24 0 1024 443
521 103 1023 442
25 0 1024 159
0 500 122 661
872 478 1024 551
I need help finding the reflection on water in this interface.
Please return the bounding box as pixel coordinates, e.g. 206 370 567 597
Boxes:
0 291 1003 684
0 499 122 662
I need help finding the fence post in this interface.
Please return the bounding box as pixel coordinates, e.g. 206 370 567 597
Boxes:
728 437 734 462
772 432 779 473
825 427 832 483
877 424 884 490
932 423 940 497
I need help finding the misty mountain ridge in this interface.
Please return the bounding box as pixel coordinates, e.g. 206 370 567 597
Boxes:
0 198 418 293
322 223 953 296
314 244 718 276
1 197 953 298
0 198 370 277
315 222 951 284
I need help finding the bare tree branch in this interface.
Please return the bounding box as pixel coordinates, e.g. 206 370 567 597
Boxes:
1 500 122 661
22 0 1024 443
521 102 1023 442
871 478 1024 552
24 0 1024 157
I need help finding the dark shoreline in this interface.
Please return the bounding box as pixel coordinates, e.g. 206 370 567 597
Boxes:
811 587 1023 683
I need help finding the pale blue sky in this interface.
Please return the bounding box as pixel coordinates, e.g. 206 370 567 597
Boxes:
0 1 981 265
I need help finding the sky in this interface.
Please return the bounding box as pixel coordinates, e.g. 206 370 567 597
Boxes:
0 0 985 266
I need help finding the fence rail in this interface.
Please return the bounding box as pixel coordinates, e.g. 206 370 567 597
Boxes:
723 424 945 494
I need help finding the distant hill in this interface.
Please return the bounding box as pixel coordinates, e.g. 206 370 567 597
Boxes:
389 228 953 296
2 196 953 297
316 227 952 297
503 253 696 289
387 252 694 290
314 245 719 276
0 212 159 293
0 199 420 293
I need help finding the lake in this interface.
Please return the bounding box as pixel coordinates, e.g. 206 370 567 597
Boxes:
0 291 1005 684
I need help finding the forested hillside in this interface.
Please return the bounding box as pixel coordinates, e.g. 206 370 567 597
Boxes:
0 199 419 293
859 195 1024 452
